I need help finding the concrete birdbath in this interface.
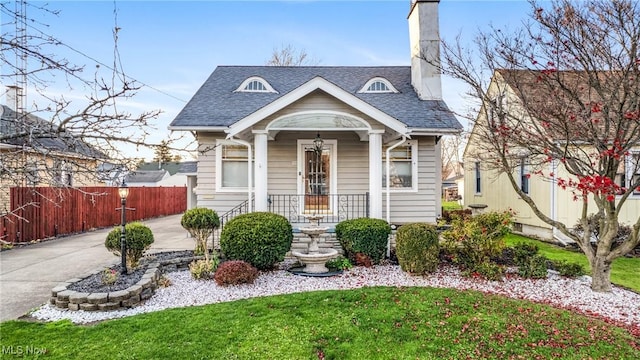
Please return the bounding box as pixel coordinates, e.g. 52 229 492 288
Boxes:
291 215 337 274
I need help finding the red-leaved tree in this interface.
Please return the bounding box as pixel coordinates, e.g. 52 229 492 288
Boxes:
438 0 640 291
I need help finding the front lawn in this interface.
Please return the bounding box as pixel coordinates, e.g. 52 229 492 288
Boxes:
1 287 639 359
505 234 640 292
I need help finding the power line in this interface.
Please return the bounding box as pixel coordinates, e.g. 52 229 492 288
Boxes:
10 2 188 104
58 42 188 104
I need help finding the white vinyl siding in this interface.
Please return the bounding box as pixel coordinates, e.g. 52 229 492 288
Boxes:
382 141 417 191
382 136 437 223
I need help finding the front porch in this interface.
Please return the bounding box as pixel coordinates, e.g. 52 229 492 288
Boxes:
218 193 370 230
214 193 371 254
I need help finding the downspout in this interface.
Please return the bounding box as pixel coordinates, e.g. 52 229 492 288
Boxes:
386 136 407 257
227 136 253 212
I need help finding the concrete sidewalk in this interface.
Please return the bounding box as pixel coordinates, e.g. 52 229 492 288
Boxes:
0 214 192 322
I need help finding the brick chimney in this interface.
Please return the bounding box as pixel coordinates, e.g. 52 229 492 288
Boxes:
408 0 442 100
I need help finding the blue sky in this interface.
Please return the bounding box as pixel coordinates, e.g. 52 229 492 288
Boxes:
18 0 533 160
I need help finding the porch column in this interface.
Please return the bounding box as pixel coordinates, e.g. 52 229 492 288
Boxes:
253 131 269 211
368 130 384 219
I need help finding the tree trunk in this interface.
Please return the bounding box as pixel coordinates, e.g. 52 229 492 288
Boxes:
590 256 613 292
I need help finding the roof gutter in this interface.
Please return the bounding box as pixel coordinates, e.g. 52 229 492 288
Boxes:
407 128 462 136
168 125 229 132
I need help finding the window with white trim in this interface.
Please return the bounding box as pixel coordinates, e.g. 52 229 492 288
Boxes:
52 160 73 186
216 141 253 190
234 76 278 93
26 163 39 186
382 141 417 190
617 152 640 195
474 161 481 194
358 77 399 93
518 157 529 194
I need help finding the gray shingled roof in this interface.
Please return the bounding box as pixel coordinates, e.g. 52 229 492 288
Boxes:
170 66 461 131
0 104 105 158
178 161 197 174
125 170 168 184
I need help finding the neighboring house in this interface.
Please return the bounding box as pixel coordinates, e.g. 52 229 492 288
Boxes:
169 1 462 227
463 69 640 243
125 161 197 209
0 95 105 212
97 161 127 186
125 169 170 187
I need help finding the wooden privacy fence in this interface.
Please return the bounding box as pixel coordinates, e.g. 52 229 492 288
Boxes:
1 186 187 243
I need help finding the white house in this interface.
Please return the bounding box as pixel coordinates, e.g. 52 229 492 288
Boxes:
169 0 461 229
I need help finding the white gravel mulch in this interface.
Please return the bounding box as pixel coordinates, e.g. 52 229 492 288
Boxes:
31 264 640 328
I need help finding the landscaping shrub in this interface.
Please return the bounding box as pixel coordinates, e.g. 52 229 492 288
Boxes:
335 218 391 264
551 260 586 278
189 258 218 280
471 262 505 281
518 254 549 279
395 223 439 275
441 209 472 224
214 260 259 286
512 242 539 266
572 214 640 257
220 212 293 270
440 210 512 271
105 222 154 269
181 208 220 257
325 256 353 271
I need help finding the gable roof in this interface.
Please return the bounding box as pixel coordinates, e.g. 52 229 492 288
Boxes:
0 105 105 159
170 66 461 133
136 161 198 175
125 169 168 184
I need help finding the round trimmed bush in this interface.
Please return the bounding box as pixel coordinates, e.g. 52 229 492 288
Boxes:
219 212 293 270
335 218 391 264
395 223 439 275
214 260 259 286
105 222 154 269
181 208 220 255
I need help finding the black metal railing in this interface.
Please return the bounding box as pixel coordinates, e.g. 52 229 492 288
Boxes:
219 196 255 230
267 193 369 224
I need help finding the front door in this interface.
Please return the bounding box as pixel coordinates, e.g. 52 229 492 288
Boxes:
298 139 336 214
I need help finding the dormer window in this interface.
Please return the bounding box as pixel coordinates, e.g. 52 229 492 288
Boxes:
358 77 398 94
235 76 278 93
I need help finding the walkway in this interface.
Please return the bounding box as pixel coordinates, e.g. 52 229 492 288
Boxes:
0 214 191 322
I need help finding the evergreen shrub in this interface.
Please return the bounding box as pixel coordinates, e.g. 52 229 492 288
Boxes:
220 212 293 270
105 222 154 270
181 208 220 256
395 223 440 275
335 218 391 264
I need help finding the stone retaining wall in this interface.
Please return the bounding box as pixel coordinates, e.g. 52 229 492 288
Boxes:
50 255 201 312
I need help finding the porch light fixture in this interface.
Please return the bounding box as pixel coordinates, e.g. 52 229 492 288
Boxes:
313 133 324 153
118 179 129 275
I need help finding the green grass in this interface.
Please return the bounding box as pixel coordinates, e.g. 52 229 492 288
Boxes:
441 200 462 211
1 287 638 359
505 234 640 292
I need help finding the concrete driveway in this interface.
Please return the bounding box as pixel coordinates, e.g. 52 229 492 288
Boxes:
0 214 192 322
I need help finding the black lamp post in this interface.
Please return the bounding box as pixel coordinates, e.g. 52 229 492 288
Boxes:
118 179 130 274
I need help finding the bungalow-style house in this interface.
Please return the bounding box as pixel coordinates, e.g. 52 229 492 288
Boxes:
169 0 461 231
0 88 105 213
463 69 640 243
